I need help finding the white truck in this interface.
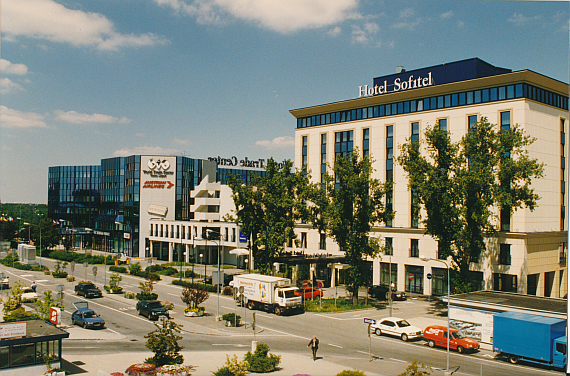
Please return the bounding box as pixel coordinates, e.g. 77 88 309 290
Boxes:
231 274 303 315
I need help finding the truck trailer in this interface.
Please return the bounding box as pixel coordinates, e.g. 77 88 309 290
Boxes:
493 311 567 369
231 274 302 315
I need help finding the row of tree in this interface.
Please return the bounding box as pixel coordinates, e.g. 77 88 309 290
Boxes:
227 117 543 301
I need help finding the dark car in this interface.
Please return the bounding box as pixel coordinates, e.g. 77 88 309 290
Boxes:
71 301 105 329
75 282 103 298
136 300 170 321
368 285 407 301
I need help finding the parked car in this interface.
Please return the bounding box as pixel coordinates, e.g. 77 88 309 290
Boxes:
71 301 105 329
74 282 103 298
21 288 38 302
368 285 407 301
136 300 170 321
294 287 324 300
423 325 480 353
0 275 8 289
371 317 423 341
204 273 236 286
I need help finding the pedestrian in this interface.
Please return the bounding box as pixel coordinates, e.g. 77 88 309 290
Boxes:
31 281 37 293
307 336 319 360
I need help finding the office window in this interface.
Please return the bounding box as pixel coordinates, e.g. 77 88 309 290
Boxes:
386 126 394 226
500 111 510 132
411 122 419 143
438 118 447 131
300 232 307 248
321 133 327 187
385 237 393 256
335 130 353 159
319 233 326 250
499 244 511 265
410 239 419 258
468 115 478 131
500 206 511 232
302 136 308 171
363 128 369 157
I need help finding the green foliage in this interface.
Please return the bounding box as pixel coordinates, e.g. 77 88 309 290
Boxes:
181 286 210 309
397 118 544 288
144 318 184 367
398 360 432 376
0 254 47 271
308 150 391 303
36 290 64 320
109 265 128 273
2 280 24 313
172 279 215 292
3 306 39 322
137 274 159 300
221 313 241 326
213 355 250 376
129 262 142 275
109 272 123 290
227 158 310 274
244 342 280 373
303 298 372 312
336 370 367 376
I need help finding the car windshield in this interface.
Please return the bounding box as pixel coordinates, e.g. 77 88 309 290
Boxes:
284 290 297 298
396 320 411 328
83 311 97 318
83 283 96 289
148 301 163 308
451 331 464 339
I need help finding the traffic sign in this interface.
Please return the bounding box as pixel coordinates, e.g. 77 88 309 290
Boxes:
363 318 376 325
427 273 432 280
409 273 414 280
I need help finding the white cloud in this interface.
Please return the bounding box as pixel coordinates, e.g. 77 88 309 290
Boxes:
1 59 29 75
172 138 193 145
351 22 379 44
399 8 415 19
0 78 25 94
327 26 342 36
255 136 294 149
112 146 179 157
507 12 542 26
53 110 131 125
0 106 48 128
154 0 360 33
391 19 421 30
2 0 169 51
440 10 453 19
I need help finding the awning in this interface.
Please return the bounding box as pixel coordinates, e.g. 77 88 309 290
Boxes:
229 248 249 256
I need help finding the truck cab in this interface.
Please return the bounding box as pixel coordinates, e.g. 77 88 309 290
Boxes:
553 336 567 369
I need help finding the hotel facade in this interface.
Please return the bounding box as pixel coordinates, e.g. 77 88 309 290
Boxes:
290 58 569 298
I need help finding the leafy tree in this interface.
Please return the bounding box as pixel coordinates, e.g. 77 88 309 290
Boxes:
309 150 392 304
137 274 159 300
244 342 280 373
398 360 432 376
30 218 60 252
180 285 209 309
397 118 543 290
36 290 65 320
2 280 24 313
227 158 310 273
3 307 39 322
213 355 250 376
144 318 184 366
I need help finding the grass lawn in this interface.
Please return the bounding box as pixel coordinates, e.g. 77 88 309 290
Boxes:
303 298 374 312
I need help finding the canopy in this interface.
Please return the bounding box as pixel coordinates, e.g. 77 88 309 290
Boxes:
229 248 249 256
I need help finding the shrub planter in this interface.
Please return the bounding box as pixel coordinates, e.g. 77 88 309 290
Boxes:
66 276 75 282
52 272 68 278
184 307 205 317
104 286 123 294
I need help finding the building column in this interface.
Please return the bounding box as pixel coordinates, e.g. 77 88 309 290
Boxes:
184 244 189 263
168 242 173 263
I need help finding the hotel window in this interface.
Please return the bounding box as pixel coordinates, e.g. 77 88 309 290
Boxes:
411 122 419 143
410 239 419 258
363 128 369 157
411 189 419 228
319 233 326 250
385 237 393 256
500 111 510 133
438 118 447 132
500 111 511 231
562 119 566 231
321 133 327 187
335 130 353 158
468 115 478 131
499 244 511 265
302 136 308 173
300 232 307 248
386 126 394 227
232 228 236 242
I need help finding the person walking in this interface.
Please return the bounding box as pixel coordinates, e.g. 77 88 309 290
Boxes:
31 281 37 293
307 336 319 360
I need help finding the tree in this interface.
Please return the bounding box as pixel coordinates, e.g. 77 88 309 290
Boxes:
227 158 310 274
309 150 392 304
181 285 209 309
397 118 543 290
36 290 64 320
398 360 432 376
2 280 24 313
31 218 60 252
144 318 184 366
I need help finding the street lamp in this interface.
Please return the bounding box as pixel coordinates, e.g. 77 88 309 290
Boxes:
199 253 204 283
206 229 221 320
421 255 450 373
24 222 31 244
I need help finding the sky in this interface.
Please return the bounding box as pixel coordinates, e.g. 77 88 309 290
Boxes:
1 0 568 204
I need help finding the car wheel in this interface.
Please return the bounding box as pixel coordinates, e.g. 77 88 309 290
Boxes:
428 340 435 348
274 306 282 316
401 333 408 342
375 328 381 336
457 346 464 354
508 355 520 364
83 322 87 329
136 307 141 316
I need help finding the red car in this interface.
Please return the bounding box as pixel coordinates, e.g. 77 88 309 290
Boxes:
295 287 324 300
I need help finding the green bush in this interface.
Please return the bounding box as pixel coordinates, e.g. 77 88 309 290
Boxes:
245 343 280 373
336 371 367 376
221 313 241 326
128 262 142 275
146 264 164 273
161 267 177 276
212 366 234 376
183 270 196 278
136 292 158 301
109 266 128 273
172 279 215 292
52 272 68 278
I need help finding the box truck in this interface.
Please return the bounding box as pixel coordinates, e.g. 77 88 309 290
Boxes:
17 244 36 265
231 274 302 315
493 311 566 369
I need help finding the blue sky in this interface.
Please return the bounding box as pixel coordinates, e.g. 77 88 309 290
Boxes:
1 0 568 204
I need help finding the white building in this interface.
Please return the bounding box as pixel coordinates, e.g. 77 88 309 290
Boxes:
290 58 569 297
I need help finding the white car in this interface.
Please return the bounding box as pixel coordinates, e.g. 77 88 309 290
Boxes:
21 288 38 302
371 317 423 341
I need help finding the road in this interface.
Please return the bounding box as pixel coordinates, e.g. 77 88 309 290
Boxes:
0 257 564 376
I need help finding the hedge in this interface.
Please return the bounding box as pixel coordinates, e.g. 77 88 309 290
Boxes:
172 279 215 292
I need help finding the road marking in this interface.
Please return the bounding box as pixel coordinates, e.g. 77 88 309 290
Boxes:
105 327 121 335
389 358 408 363
314 314 362 321
167 293 179 297
328 343 343 348
18 274 34 277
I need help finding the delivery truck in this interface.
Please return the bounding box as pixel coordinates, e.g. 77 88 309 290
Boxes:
231 274 302 315
493 311 567 369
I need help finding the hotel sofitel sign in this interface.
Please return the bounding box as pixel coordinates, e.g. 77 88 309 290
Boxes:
359 72 433 98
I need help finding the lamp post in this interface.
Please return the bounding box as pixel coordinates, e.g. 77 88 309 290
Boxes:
206 229 221 320
421 255 450 373
199 253 204 283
